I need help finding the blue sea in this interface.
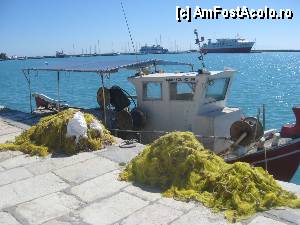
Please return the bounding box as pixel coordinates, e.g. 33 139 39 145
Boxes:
0 52 299 184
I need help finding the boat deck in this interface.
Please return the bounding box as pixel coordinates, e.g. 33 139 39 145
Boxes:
0 107 300 225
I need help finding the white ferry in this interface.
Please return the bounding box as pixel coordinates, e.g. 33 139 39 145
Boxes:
140 45 169 54
202 38 255 53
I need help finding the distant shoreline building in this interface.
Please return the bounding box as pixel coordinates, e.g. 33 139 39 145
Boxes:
139 45 168 54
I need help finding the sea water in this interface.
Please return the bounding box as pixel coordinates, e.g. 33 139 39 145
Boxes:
0 52 299 183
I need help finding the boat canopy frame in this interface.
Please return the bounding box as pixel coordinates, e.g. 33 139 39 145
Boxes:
22 59 194 124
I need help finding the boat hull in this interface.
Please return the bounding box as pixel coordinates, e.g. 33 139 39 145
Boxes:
203 47 252 53
227 140 300 182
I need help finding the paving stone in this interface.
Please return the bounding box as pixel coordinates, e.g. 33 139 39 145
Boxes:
10 151 24 156
170 207 229 225
0 151 15 162
54 156 118 183
41 219 72 225
0 154 40 169
15 192 81 225
0 212 21 225
3 120 31 130
266 208 300 224
0 119 6 124
0 151 21 162
25 152 96 175
97 143 144 163
158 197 195 211
0 173 68 209
0 131 22 144
79 192 148 225
289 208 300 214
0 167 32 186
278 181 300 197
0 126 9 133
121 203 183 225
124 185 161 202
0 121 20 129
0 126 22 135
71 170 128 202
248 216 287 225
0 117 34 127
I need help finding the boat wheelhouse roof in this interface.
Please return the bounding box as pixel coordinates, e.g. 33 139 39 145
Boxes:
21 59 194 113
22 59 193 74
132 71 225 78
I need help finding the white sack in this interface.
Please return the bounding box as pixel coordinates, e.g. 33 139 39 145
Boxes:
66 111 88 143
90 119 104 136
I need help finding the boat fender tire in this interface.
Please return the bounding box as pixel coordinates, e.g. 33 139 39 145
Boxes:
131 108 146 130
97 87 110 108
110 86 131 112
116 109 133 130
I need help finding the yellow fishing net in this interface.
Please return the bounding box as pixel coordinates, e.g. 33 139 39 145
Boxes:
119 131 300 222
0 109 114 156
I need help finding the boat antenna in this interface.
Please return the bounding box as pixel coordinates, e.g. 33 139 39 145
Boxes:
120 1 139 63
194 29 206 69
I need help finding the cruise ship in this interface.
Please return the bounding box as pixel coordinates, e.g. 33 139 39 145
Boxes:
139 45 168 54
202 38 255 53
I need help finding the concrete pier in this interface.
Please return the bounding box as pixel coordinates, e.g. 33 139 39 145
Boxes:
0 108 300 225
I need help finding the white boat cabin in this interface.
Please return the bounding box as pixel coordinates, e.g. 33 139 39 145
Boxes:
128 69 243 152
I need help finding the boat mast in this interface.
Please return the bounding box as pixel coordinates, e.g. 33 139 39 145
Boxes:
120 1 139 62
194 29 206 69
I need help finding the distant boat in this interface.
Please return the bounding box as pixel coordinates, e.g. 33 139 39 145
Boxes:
56 51 66 58
202 38 255 53
28 56 44 59
101 52 120 56
32 93 68 111
17 56 27 60
140 45 168 54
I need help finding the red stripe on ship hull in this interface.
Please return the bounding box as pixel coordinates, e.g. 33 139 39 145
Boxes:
227 140 300 182
203 47 252 53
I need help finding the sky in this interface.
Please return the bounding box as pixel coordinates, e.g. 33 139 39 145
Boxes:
0 0 299 56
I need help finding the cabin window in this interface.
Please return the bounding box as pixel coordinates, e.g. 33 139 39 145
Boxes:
205 78 230 102
143 82 162 100
170 82 195 101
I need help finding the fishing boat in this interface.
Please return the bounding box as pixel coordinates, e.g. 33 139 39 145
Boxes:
22 30 299 182
32 93 69 111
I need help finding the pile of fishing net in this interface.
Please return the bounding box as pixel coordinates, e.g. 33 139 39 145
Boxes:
0 109 114 156
120 131 300 222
